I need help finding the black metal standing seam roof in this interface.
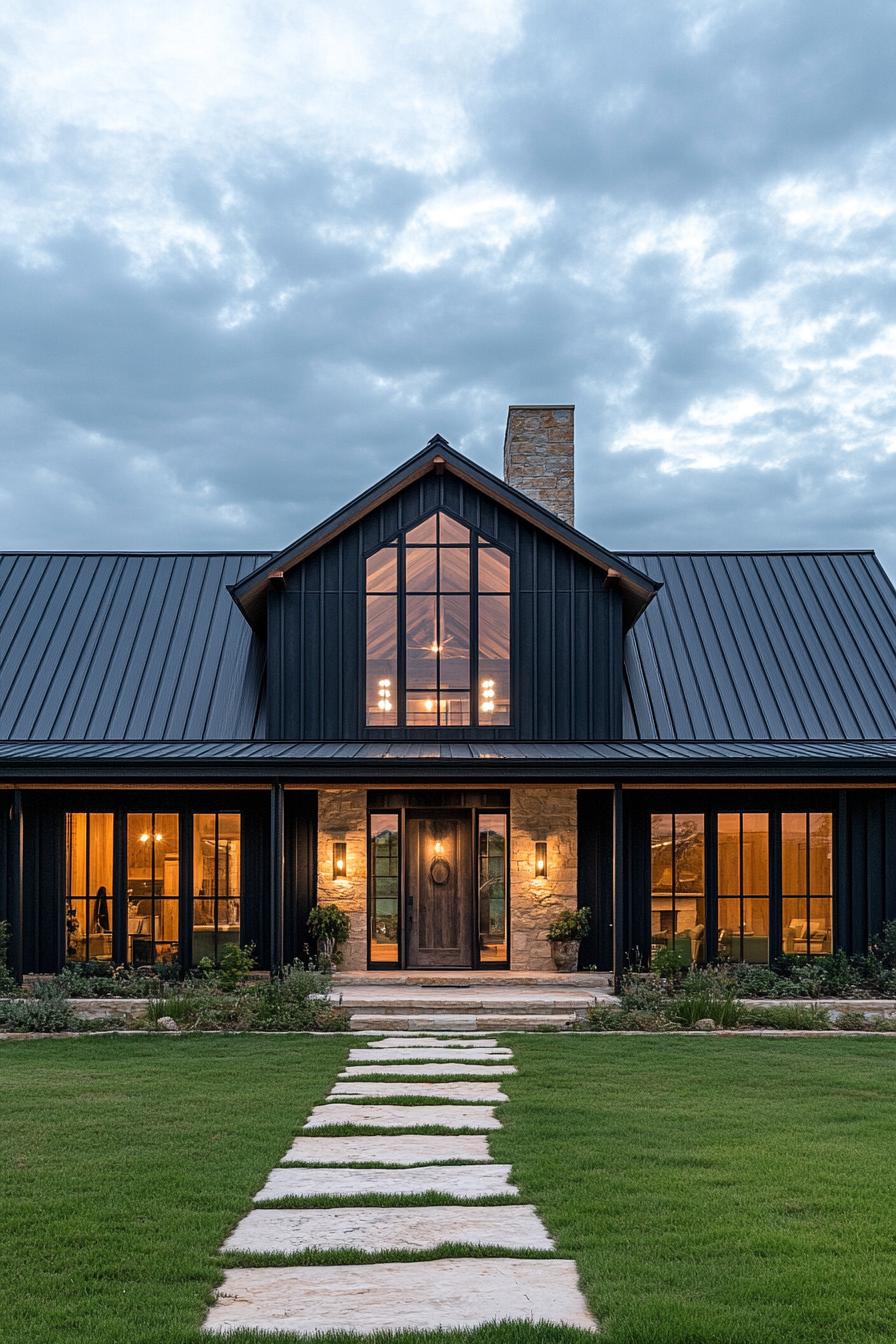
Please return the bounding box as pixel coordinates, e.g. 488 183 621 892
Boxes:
3 546 896 752
620 551 896 741
0 552 272 742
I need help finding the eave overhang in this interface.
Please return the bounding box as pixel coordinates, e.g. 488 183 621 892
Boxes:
2 740 896 785
228 436 661 629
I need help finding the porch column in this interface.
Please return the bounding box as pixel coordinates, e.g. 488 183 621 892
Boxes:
270 782 285 973
612 782 624 992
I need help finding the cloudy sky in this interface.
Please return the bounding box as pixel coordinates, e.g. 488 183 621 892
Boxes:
2 1 896 567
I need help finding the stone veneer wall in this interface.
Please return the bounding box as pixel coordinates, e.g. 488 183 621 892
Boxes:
509 785 578 971
503 405 575 526
315 785 579 973
317 787 368 972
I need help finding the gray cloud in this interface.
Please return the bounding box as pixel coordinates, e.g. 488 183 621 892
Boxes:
1 0 896 574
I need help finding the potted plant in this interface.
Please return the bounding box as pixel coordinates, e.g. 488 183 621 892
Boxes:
547 908 590 972
307 904 351 966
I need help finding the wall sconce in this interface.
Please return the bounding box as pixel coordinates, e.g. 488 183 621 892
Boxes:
332 841 348 880
535 841 548 879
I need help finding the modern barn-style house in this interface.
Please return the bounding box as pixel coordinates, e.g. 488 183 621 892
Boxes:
4 405 896 982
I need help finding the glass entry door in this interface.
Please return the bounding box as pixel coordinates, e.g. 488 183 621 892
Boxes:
406 812 473 968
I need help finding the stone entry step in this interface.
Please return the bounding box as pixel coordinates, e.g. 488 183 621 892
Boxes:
350 1012 579 1032
280 1134 494 1165
254 1163 517 1201
304 1102 502 1130
225 1205 553 1253
333 971 612 988
205 1259 599 1335
329 1080 508 1103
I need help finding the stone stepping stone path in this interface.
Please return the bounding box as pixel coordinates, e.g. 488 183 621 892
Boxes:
254 1163 518 1201
330 1080 509 1102
341 1060 517 1077
224 1204 554 1253
204 1032 597 1336
365 1036 501 1049
304 1102 503 1130
281 1134 493 1165
347 1047 512 1063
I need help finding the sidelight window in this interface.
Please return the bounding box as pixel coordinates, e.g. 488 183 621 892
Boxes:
365 511 510 728
477 813 508 963
369 813 400 964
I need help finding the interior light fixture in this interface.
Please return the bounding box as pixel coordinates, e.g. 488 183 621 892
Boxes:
535 841 548 879
480 676 496 715
332 841 347 880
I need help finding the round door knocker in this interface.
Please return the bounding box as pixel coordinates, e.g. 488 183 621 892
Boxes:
429 856 451 885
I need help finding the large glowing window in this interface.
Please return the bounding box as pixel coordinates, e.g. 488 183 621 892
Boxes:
365 512 510 728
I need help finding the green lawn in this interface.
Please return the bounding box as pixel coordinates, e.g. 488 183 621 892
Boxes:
495 1035 896 1344
2 1034 896 1344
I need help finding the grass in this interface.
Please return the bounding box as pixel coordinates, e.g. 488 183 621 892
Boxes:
492 1035 896 1344
0 1035 347 1344
3 1034 896 1344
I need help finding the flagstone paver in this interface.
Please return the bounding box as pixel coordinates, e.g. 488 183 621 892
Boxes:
253 1163 518 1202
224 1205 553 1253
204 1030 598 1335
329 1080 508 1102
205 1259 597 1335
340 1061 517 1078
281 1134 494 1165
366 1037 500 1049
348 1047 512 1063
304 1102 502 1130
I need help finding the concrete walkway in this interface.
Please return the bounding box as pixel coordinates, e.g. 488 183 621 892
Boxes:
204 1032 598 1335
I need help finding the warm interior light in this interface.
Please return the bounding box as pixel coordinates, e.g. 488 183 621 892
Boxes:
332 841 348 880
154 832 163 843
376 677 393 713
433 838 444 855
424 698 434 712
139 832 150 844
428 641 442 654
480 676 496 715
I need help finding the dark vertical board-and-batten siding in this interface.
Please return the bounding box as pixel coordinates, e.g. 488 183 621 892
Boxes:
268 472 624 741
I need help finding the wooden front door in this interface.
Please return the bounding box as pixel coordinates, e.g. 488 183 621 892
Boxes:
406 812 473 968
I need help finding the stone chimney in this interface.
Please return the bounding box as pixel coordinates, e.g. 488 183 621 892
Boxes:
503 405 574 526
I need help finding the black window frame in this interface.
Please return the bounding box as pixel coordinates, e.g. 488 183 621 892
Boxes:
363 509 512 732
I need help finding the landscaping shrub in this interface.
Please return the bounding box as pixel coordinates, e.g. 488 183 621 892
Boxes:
249 960 346 1030
195 942 256 991
0 921 18 996
139 959 349 1032
669 986 741 1029
0 981 73 1032
742 1003 833 1030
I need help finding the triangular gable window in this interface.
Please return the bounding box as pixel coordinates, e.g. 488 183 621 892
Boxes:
365 511 510 728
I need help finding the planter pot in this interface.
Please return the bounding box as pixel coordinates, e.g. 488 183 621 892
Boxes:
550 940 580 972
